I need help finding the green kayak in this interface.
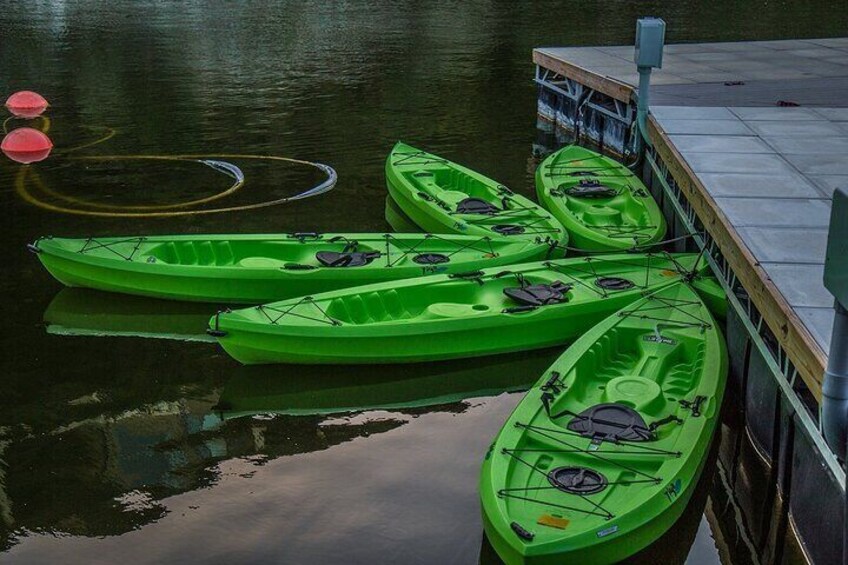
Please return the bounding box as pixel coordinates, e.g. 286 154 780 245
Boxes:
30 232 554 304
209 253 709 365
536 145 666 252
216 349 560 419
480 283 727 564
386 142 568 246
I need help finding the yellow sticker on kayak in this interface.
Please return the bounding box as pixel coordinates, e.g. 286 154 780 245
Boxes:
661 269 679 277
537 514 570 530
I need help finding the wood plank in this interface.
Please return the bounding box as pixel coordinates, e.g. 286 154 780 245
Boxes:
533 50 635 104
648 115 827 401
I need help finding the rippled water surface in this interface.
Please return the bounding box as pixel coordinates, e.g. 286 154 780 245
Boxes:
1 2 846 563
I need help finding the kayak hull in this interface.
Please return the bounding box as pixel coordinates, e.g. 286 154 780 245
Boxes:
535 145 666 252
482 475 702 565
211 253 709 365
214 304 624 365
32 233 552 304
480 283 727 564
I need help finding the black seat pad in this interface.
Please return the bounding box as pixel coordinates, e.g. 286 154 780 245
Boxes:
456 197 499 215
492 224 525 236
567 403 653 442
503 281 571 306
316 251 380 267
564 179 617 198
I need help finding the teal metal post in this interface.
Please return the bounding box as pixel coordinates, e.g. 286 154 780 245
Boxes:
633 18 666 150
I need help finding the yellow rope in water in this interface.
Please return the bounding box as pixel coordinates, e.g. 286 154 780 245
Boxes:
12 116 336 218
59 126 116 154
16 154 336 218
3 115 51 134
32 156 246 211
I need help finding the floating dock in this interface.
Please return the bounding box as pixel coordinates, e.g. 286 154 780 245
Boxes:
534 37 848 564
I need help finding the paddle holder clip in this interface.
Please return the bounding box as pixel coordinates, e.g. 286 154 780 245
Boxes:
679 395 706 417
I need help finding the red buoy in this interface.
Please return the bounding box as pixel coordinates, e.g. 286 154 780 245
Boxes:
1 128 53 163
5 91 49 118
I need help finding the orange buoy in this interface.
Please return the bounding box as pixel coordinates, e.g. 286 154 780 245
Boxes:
5 91 49 118
1 128 53 163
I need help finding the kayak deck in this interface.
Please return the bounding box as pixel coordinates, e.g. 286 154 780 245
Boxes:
480 283 727 564
387 142 568 245
32 232 553 303
210 253 708 364
536 145 666 251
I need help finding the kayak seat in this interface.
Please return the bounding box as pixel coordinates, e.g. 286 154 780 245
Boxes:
492 224 525 236
567 403 653 442
504 281 571 306
563 179 618 199
456 197 499 215
316 251 381 268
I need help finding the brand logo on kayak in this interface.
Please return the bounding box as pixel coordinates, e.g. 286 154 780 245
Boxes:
643 335 675 345
453 221 468 231
421 265 448 275
596 525 618 538
664 478 682 501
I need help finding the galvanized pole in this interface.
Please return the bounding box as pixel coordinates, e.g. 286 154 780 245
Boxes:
821 187 848 564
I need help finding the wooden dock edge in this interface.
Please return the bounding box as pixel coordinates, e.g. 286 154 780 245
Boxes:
532 49 635 104
648 115 827 400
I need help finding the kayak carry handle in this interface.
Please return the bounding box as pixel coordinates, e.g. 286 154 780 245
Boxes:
27 243 41 254
289 232 322 241
510 522 534 541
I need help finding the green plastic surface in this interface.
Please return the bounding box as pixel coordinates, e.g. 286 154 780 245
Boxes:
33 232 552 304
386 142 568 246
211 253 710 365
535 145 666 251
479 282 727 564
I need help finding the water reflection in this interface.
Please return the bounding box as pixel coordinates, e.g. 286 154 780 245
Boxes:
3 0 846 562
0 392 411 552
217 349 560 418
44 288 218 342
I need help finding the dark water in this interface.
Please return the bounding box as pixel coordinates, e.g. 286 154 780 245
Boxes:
1 2 845 563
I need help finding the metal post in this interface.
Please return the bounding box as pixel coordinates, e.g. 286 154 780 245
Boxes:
824 301 848 460
636 67 653 147
824 187 848 464
633 17 665 150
